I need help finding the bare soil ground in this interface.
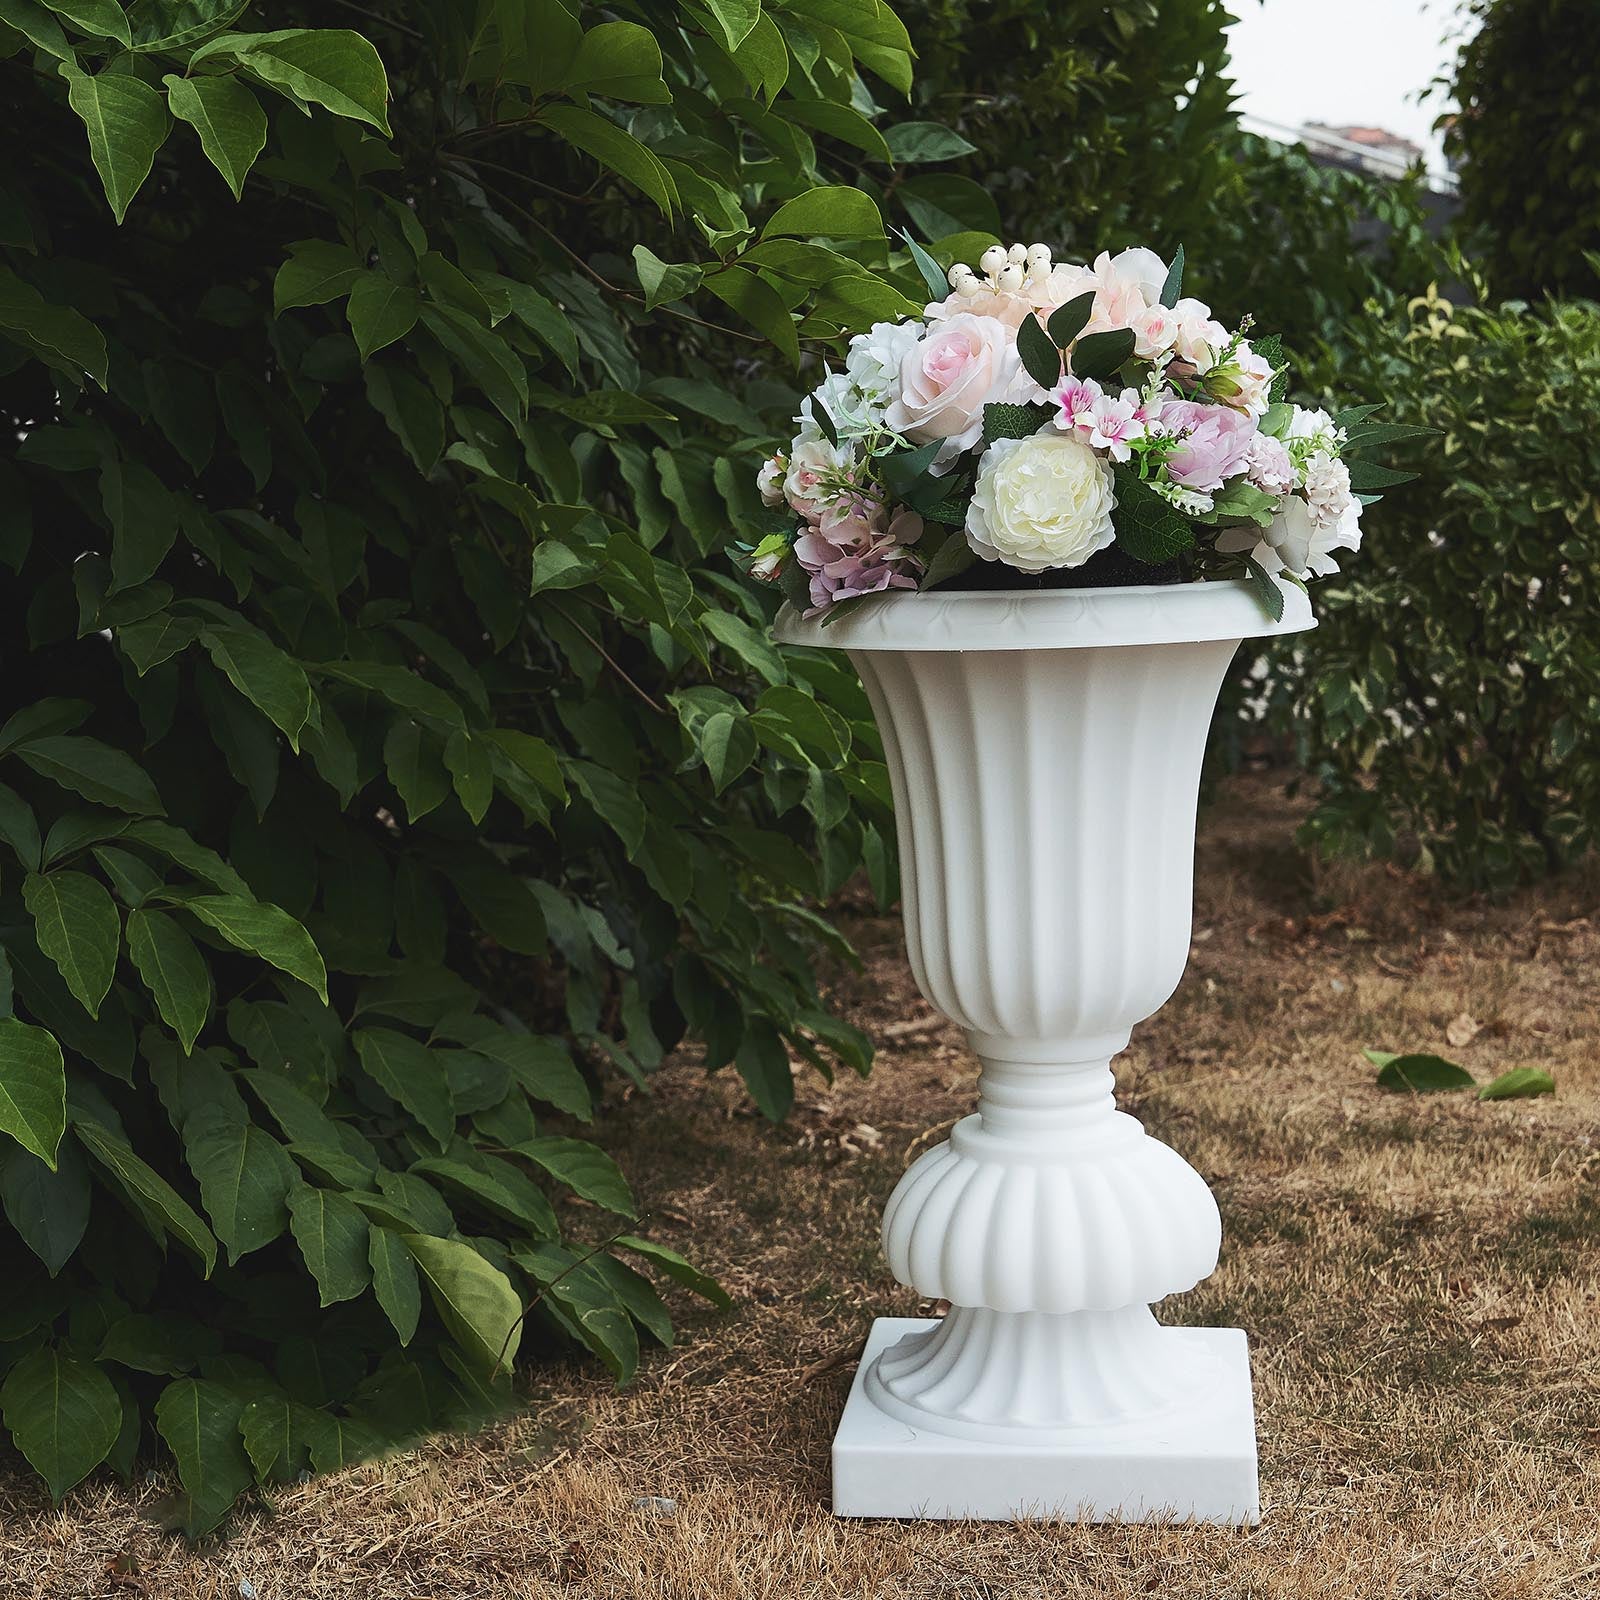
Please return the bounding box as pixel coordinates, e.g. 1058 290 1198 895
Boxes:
6 776 1599 1600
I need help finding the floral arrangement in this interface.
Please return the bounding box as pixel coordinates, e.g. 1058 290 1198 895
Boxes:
738 240 1418 622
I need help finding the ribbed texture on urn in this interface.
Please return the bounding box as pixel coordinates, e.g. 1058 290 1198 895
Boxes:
865 1306 1216 1441
853 641 1236 1040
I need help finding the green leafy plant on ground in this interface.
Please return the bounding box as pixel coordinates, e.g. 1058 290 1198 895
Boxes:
1297 287 1600 891
0 0 930 1532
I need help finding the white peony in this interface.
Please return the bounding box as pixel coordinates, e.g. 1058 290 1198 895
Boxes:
964 431 1118 573
845 319 922 408
884 312 1032 471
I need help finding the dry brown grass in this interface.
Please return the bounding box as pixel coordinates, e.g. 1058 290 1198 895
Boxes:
5 776 1599 1600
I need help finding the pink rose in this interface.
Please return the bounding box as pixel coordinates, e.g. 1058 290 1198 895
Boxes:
1169 297 1228 370
884 313 1030 470
1160 399 1257 493
782 435 851 522
1130 303 1180 361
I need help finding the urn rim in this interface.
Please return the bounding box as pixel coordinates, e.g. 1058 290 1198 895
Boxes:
773 576 1316 653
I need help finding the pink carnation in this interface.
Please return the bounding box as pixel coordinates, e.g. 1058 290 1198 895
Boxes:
1159 399 1257 493
1243 433 1295 495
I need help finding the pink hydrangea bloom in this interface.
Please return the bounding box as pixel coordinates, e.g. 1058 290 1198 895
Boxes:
1159 399 1257 493
794 506 924 616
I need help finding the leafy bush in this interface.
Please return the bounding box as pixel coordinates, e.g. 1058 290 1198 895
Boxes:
0 0 926 1531
1448 0 1600 301
1299 286 1600 889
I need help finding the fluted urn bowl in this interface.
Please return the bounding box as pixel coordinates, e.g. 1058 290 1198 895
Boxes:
775 579 1315 1524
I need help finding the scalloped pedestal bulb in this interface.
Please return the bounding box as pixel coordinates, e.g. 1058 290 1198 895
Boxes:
775 581 1315 1524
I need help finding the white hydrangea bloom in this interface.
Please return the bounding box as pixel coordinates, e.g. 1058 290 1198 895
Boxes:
844 319 922 409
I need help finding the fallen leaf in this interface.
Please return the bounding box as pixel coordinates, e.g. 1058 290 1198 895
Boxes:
1446 1012 1481 1048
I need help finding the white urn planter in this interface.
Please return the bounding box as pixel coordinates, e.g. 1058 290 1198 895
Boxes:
775 579 1315 1524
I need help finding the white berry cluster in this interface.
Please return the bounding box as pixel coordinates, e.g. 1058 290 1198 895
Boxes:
947 241 1055 297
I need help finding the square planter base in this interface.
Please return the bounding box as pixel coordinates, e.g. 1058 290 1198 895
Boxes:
831 1317 1260 1525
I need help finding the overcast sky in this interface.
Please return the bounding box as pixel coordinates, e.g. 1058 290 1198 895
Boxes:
1224 0 1473 172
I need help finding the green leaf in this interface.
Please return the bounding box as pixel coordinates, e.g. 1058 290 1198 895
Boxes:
632 245 702 312
563 18 671 102
364 364 443 474
700 609 785 686
736 1019 793 1121
192 27 390 135
517 1242 637 1384
1365 1050 1476 1093
613 1234 730 1309
702 266 799 367
347 271 421 362
1069 327 1136 382
320 660 465 727
354 1028 455 1149
50 0 132 45
1110 468 1197 564
163 72 266 200
0 1134 88 1274
1159 244 1184 308
198 625 312 751
0 781 42 871
0 266 107 387
884 121 977 163
1242 555 1286 623
981 401 1051 444
483 729 566 802
1477 1066 1555 1101
238 1395 310 1485
22 870 120 1021
383 720 451 823
538 103 676 214
0 0 71 57
516 1136 636 1216
1 1347 121 1503
287 1182 371 1306
697 710 756 795
696 0 761 50
154 1378 252 1536
183 895 327 1002
368 1225 421 1345
73 1117 217 1274
465 1028 591 1121
919 527 977 590
569 760 647 854
402 1233 523 1377
182 1107 297 1262
274 239 364 315
763 186 884 241
13 734 164 815
444 730 493 824
1345 460 1417 492
126 908 210 1053
1046 291 1096 349
893 225 949 301
59 59 170 225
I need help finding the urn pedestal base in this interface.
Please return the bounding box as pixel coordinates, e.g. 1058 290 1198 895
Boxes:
832 1317 1260 1524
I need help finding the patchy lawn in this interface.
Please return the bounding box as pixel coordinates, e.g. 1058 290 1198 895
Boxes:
6 776 1599 1599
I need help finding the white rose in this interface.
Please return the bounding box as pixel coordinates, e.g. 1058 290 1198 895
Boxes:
964 431 1118 573
845 319 922 407
884 312 1030 471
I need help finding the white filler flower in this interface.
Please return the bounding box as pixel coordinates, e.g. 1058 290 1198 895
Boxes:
965 431 1118 572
